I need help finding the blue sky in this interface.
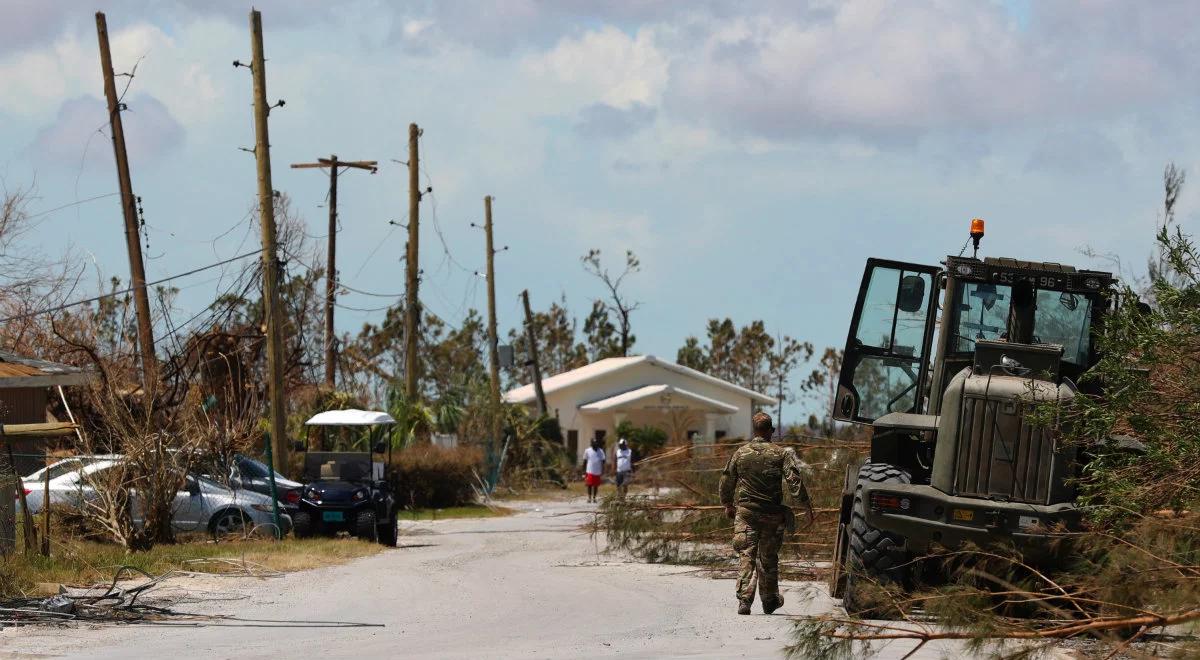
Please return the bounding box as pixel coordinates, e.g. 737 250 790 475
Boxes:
2 1 1198 417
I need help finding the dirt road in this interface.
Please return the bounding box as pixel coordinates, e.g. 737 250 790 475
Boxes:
0 498 966 659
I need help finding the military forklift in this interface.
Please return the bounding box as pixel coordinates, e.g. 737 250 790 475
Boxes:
827 219 1119 613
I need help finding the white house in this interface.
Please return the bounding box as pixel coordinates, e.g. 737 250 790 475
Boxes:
504 355 776 461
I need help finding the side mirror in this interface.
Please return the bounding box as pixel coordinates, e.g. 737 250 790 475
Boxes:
897 275 926 313
186 480 201 496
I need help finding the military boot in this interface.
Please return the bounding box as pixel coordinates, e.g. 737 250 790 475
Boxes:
763 595 784 614
737 601 752 615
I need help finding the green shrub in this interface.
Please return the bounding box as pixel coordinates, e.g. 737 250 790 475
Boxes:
615 420 668 458
393 445 482 509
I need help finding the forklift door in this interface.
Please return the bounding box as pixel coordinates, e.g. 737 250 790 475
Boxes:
834 259 941 423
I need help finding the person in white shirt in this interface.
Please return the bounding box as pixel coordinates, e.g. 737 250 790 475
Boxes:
582 439 606 503
613 438 633 499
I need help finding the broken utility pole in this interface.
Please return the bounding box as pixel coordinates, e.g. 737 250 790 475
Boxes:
290 156 377 389
404 124 421 405
248 9 289 506
483 196 503 448
96 12 156 392
521 289 548 416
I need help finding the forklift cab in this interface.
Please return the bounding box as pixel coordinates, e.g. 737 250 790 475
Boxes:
835 256 1114 425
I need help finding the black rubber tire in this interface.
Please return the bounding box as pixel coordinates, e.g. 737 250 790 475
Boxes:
378 516 398 547
843 462 912 617
292 511 315 538
355 510 377 541
208 509 249 540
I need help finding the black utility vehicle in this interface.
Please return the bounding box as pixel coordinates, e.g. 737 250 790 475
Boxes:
292 451 398 546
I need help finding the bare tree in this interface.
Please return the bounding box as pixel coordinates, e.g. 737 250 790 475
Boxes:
580 249 641 357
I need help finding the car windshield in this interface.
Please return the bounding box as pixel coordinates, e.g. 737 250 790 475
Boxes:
952 282 1096 365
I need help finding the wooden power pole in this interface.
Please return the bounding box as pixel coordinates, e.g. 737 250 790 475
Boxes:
404 124 421 404
249 9 288 480
483 196 503 447
96 12 156 391
290 156 377 389
521 290 548 416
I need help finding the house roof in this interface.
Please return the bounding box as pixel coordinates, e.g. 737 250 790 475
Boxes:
305 409 396 426
0 351 93 389
579 384 740 414
504 355 776 407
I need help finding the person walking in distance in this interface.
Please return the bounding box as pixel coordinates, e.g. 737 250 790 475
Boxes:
583 438 606 503
719 412 814 615
613 437 633 499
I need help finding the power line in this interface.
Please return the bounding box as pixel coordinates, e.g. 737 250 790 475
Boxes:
0 249 263 324
25 193 119 221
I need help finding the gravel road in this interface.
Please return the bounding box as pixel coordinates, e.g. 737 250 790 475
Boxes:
0 498 974 659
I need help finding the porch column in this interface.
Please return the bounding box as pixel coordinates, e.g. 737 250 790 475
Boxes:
704 413 717 444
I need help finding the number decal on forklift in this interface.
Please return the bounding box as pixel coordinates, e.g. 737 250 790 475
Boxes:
952 509 975 521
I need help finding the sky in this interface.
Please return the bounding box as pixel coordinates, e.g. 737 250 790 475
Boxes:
2 0 1199 415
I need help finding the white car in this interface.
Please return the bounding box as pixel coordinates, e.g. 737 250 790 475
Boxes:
19 460 292 537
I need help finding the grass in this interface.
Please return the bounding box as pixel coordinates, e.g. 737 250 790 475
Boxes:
396 504 514 521
0 534 383 599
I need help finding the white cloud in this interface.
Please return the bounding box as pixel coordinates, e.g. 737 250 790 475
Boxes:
522 26 669 110
27 94 185 168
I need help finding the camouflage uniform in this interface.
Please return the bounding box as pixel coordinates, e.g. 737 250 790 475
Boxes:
719 437 809 608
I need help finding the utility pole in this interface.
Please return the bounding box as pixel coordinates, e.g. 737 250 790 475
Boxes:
290 156 377 389
483 196 503 448
521 290 548 416
404 124 421 404
96 12 156 392
248 9 289 499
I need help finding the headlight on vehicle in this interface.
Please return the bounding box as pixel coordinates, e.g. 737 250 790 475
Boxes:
353 489 366 501
251 503 274 513
306 489 318 500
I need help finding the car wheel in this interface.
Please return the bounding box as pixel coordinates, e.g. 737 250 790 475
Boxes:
209 509 249 540
293 511 314 538
355 510 377 541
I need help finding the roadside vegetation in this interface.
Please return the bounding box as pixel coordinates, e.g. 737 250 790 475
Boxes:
0 527 382 599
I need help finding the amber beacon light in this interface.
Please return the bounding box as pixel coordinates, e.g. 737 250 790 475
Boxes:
969 218 985 257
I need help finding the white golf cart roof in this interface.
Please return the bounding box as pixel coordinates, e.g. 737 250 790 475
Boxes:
304 409 396 426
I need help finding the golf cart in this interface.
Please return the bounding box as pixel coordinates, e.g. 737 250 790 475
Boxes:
291 409 398 546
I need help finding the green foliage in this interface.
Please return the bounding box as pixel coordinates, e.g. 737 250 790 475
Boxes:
615 420 667 457
1047 225 1200 523
393 445 482 509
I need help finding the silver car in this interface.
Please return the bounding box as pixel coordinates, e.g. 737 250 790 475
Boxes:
19 459 292 538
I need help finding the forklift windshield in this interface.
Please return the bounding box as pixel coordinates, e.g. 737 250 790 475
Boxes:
951 282 1097 366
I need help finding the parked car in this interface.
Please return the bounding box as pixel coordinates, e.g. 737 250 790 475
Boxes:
18 459 292 538
227 454 303 512
293 451 397 546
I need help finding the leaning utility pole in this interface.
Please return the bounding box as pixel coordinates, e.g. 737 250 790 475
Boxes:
249 10 289 486
290 156 377 389
483 196 503 447
96 12 156 391
521 290 548 416
403 124 421 404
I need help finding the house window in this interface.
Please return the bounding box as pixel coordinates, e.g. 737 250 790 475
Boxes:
715 430 727 441
567 430 579 457
593 429 607 448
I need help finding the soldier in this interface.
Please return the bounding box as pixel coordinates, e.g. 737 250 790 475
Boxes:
719 411 814 615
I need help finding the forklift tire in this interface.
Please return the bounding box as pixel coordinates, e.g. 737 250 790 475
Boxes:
355 510 377 541
843 463 912 618
293 511 315 538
